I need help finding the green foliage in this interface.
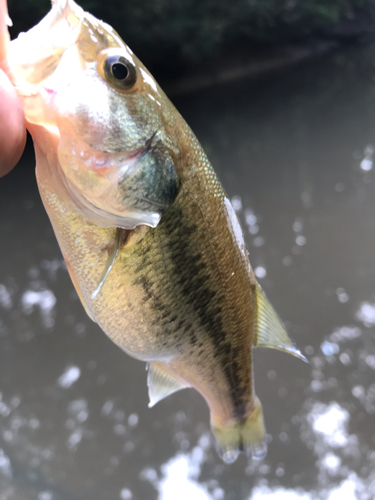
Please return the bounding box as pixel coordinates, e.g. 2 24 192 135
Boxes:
7 0 375 76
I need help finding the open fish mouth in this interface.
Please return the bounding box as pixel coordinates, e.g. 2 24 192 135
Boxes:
5 0 121 103
7 1 83 86
4 1 85 127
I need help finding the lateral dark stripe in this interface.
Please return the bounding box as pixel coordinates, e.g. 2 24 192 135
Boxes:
162 204 248 418
130 200 248 419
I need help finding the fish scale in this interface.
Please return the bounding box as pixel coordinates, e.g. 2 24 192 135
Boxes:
4 0 307 463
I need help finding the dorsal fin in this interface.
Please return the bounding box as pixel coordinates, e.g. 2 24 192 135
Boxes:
147 362 190 408
253 281 307 362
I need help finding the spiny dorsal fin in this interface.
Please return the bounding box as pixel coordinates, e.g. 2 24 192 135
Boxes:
253 281 307 362
147 362 190 408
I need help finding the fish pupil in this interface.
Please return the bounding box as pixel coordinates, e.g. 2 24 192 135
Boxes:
102 53 137 89
111 62 129 81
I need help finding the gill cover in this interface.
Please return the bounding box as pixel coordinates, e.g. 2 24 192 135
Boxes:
57 128 179 230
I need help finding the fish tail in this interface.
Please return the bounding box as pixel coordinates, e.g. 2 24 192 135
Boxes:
211 396 267 464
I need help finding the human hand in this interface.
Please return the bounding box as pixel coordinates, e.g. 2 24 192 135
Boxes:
0 0 26 177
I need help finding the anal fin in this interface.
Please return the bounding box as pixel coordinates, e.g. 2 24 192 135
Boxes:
147 362 190 408
254 281 307 362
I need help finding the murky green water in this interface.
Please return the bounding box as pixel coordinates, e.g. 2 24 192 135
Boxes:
1 43 375 499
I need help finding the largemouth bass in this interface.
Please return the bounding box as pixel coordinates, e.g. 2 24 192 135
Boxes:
3 0 306 463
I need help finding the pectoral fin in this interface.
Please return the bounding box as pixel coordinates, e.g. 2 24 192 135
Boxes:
91 228 124 300
91 227 147 300
147 362 190 408
253 281 307 362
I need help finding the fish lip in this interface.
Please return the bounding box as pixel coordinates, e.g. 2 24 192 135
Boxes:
6 1 84 89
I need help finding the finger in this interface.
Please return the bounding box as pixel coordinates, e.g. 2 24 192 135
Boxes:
0 69 26 176
0 0 10 62
0 0 26 176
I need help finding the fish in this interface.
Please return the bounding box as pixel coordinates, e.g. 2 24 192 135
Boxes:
3 0 307 463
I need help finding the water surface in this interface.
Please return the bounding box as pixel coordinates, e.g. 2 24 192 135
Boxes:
1 43 375 499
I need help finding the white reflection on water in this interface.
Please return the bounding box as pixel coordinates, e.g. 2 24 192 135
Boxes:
120 488 133 499
253 236 265 247
308 402 350 447
245 209 257 227
289 315 375 500
247 475 373 500
329 326 361 343
295 235 306 246
101 400 114 416
57 366 81 389
242 205 268 250
327 478 358 499
159 455 211 500
22 289 56 328
249 486 311 499
356 302 375 327
231 195 242 212
320 341 339 357
335 288 349 303
322 453 341 474
40 258 66 279
0 391 56 495
142 434 222 500
66 399 89 451
0 448 12 477
0 284 12 309
360 158 372 171
245 210 257 227
282 256 293 266
360 145 374 171
253 397 375 500
128 414 138 427
38 492 53 500
351 382 375 414
293 219 304 232
254 266 267 279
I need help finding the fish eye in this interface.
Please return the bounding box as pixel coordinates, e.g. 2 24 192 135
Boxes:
103 54 137 90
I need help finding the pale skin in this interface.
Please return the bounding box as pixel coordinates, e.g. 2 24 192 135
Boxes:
0 0 26 176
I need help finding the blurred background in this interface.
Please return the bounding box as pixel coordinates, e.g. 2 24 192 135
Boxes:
7 0 375 89
2 0 375 499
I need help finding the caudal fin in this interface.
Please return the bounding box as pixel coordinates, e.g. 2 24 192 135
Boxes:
211 397 267 464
